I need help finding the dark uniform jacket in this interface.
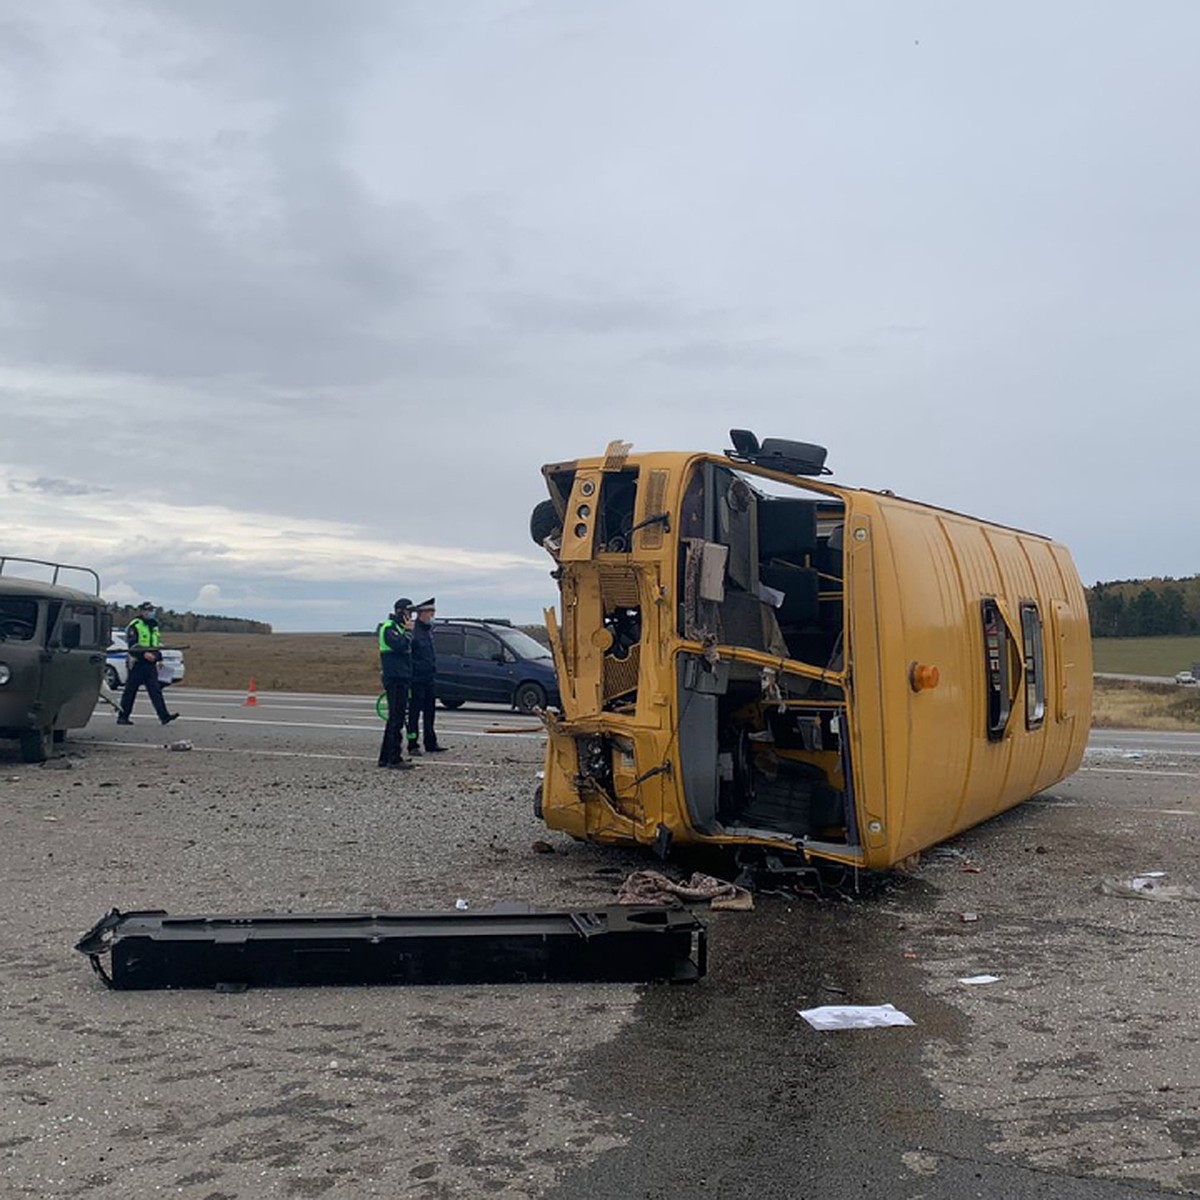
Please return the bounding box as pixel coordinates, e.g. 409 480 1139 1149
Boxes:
379 619 413 682
411 621 436 682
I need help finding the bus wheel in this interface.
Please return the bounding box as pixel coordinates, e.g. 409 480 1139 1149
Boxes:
19 727 50 763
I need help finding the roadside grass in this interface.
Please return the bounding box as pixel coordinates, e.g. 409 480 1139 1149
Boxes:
1092 677 1200 731
169 632 381 695
1091 635 1200 676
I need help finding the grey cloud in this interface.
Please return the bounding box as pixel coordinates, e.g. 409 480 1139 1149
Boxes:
0 131 442 387
11 476 111 497
493 289 690 336
645 338 819 370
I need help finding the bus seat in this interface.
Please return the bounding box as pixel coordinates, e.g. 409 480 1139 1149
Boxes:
760 563 819 623
758 499 817 563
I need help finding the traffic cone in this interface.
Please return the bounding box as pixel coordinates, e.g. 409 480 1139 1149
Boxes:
243 678 259 707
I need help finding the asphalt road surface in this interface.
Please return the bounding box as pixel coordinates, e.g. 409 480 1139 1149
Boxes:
1 689 1197 1199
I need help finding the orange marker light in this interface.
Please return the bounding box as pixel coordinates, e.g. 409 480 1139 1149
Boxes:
909 663 940 692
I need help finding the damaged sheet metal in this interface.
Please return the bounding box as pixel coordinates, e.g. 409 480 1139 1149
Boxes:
74 904 707 990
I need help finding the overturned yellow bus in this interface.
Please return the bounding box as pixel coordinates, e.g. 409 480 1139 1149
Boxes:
530 432 1092 871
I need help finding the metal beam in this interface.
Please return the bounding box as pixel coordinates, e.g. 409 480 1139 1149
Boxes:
75 904 707 990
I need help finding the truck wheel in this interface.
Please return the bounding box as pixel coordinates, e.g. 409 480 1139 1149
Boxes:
19 727 50 763
514 682 546 714
104 665 120 690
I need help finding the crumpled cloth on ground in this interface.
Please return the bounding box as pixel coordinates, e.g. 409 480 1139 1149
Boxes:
614 869 754 911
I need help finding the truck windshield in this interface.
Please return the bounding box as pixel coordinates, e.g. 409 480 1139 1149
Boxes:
0 598 38 640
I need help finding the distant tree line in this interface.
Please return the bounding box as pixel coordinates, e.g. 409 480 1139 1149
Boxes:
109 605 272 634
1087 577 1200 637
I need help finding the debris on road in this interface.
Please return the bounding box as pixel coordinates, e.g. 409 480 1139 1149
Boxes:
1100 874 1200 902
959 911 979 923
798 1003 915 1030
165 740 193 751
615 868 754 911
958 974 1000 985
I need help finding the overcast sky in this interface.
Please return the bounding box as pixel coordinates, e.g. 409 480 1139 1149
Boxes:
3 1 1197 630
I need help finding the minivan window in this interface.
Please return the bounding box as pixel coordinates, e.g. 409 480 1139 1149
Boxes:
432 628 463 656
0 598 38 640
464 630 500 661
497 628 552 660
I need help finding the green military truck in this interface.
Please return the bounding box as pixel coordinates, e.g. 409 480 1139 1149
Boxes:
0 556 110 762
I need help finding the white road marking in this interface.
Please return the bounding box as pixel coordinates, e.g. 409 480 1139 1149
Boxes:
82 739 515 766
1031 797 1196 815
1079 767 1198 778
108 714 541 738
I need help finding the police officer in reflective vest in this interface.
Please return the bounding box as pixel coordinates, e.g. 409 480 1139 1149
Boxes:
378 598 415 769
116 601 179 726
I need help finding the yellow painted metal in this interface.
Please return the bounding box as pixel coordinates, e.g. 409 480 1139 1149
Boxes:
536 449 1092 870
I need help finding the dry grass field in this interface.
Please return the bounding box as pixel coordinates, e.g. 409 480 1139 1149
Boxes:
169 631 382 694
1091 676 1200 730
167 633 1200 730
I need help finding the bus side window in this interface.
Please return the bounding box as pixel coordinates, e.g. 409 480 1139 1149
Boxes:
982 599 1014 741
1020 602 1046 729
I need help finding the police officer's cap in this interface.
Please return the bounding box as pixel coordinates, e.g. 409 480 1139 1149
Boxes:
394 597 413 612
414 597 436 611
138 601 155 611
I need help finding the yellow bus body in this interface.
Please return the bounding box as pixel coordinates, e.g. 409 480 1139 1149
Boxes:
534 442 1092 871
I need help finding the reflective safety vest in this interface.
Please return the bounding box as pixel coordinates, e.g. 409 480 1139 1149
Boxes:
129 618 161 649
378 618 407 653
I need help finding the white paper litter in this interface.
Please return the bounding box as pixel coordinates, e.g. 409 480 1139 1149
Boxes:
958 974 1000 985
798 1003 915 1030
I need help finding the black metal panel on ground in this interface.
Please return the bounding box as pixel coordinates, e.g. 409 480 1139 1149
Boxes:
74 905 707 990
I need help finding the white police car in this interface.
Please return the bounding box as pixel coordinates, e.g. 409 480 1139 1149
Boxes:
105 630 186 691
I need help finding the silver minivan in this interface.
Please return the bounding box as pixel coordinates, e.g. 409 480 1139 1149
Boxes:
0 557 110 762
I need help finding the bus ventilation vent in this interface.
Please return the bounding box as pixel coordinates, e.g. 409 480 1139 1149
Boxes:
639 470 669 549
600 568 641 609
604 645 641 702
